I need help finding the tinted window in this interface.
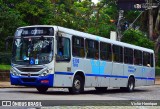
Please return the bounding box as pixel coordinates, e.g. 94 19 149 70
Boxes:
85 39 99 60
124 47 133 64
150 53 154 67
143 52 151 67
100 42 112 61
112 45 123 63
134 50 142 65
72 36 85 57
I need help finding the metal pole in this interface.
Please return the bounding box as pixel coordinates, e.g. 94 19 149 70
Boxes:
117 10 124 41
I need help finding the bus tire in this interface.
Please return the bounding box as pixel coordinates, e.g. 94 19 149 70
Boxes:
95 87 107 92
36 86 48 93
126 77 135 92
69 75 84 94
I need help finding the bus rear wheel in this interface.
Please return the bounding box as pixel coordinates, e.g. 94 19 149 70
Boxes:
69 75 84 94
127 77 135 92
121 77 135 92
95 87 107 92
36 86 48 93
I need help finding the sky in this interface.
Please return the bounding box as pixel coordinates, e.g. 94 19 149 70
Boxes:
92 0 99 4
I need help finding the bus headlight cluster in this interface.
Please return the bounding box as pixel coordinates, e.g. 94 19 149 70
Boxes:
40 69 52 76
10 68 19 76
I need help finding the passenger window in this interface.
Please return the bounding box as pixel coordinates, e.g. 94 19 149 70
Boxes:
134 50 142 65
124 47 133 64
56 37 70 61
85 39 99 60
100 42 112 61
150 53 154 67
112 45 123 63
143 52 151 67
72 36 85 57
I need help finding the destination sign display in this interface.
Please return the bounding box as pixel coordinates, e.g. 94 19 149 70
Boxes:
15 27 54 36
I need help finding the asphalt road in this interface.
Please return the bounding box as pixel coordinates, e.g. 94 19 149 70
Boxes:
0 85 160 100
0 85 160 108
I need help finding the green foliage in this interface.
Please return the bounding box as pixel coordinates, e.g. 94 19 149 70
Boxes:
0 0 54 52
14 0 54 25
0 1 25 51
156 67 160 76
124 11 141 24
0 52 11 65
0 65 11 71
121 29 154 49
157 52 160 67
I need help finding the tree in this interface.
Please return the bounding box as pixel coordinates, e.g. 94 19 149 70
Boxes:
52 0 117 37
154 6 160 65
0 1 25 51
12 0 54 25
121 29 154 49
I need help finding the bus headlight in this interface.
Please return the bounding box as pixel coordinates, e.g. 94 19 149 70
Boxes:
40 69 52 76
10 68 19 76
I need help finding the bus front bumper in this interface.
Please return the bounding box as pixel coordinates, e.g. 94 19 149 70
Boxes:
10 74 54 87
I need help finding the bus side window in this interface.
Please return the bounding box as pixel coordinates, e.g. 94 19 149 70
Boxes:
124 47 133 64
112 45 123 63
57 37 70 61
143 52 151 67
85 39 99 60
72 36 85 58
150 53 154 67
100 42 112 61
134 50 142 66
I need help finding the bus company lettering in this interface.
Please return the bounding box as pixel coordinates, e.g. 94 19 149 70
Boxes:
73 58 79 67
131 101 157 106
11 101 42 106
128 66 136 73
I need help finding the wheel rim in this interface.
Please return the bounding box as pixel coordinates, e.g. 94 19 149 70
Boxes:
74 79 81 90
129 81 134 90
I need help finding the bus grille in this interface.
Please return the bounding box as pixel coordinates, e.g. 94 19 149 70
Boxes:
21 78 36 82
21 74 39 76
17 67 43 72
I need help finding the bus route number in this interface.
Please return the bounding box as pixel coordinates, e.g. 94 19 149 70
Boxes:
73 58 79 67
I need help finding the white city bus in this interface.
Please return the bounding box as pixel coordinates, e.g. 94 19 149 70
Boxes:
10 25 155 94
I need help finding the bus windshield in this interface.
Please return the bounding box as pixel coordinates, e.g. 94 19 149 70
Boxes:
12 37 54 65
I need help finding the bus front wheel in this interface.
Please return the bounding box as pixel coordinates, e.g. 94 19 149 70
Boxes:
36 86 48 93
69 75 84 94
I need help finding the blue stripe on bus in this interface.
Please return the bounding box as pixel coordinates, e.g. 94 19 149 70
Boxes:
54 72 155 80
55 72 74 75
109 75 128 78
85 73 108 77
135 77 155 80
85 74 128 78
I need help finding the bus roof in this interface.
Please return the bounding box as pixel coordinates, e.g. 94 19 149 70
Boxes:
57 26 154 53
17 25 154 53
